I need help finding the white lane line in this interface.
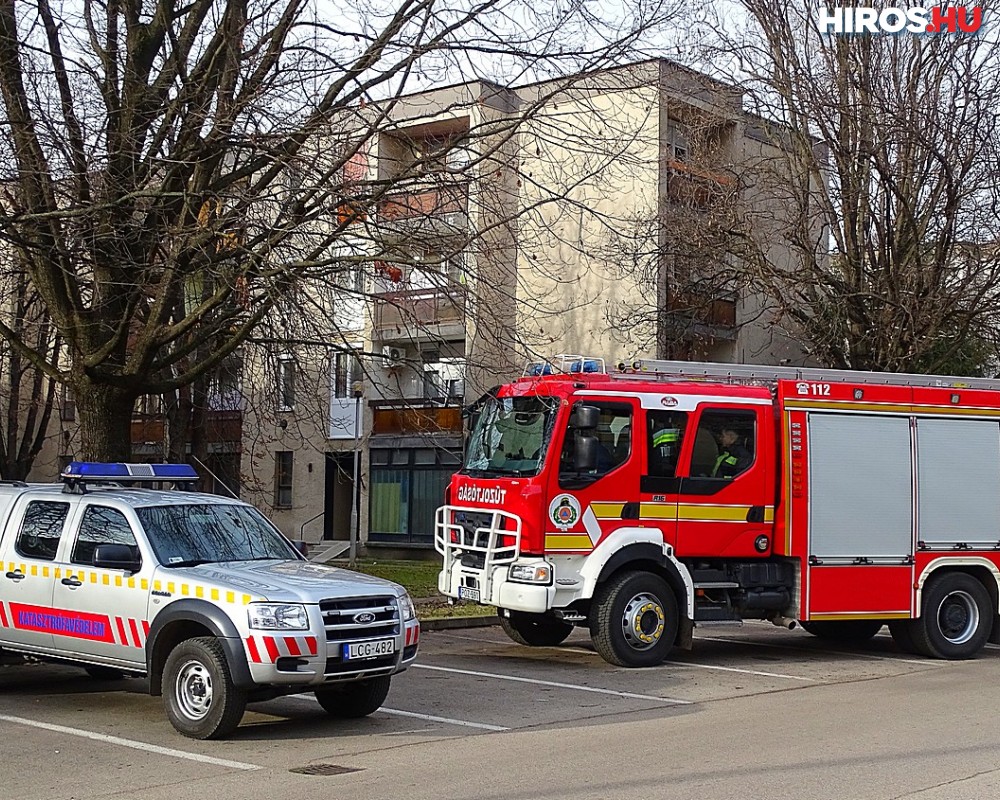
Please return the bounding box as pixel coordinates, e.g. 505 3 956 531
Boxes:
288 694 508 731
700 635 934 666
662 660 815 681
0 714 260 770
413 663 691 704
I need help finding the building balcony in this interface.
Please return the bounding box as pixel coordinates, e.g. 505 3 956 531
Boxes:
131 411 244 447
370 398 463 437
665 160 733 209
665 290 737 340
377 179 470 236
372 286 466 343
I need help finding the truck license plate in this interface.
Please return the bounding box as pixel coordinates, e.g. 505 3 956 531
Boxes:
343 638 395 660
458 586 480 602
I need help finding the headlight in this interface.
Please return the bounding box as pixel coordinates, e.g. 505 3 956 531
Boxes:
398 593 416 621
248 603 309 630
508 563 553 584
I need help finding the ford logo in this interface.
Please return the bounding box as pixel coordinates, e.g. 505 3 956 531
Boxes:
353 611 376 625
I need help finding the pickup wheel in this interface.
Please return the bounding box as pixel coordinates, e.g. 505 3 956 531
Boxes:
315 676 391 718
799 620 884 642
500 611 573 647
162 637 247 739
590 571 677 667
911 573 992 659
84 666 126 681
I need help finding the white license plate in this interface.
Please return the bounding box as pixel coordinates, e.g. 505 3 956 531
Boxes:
342 638 395 660
458 586 480 602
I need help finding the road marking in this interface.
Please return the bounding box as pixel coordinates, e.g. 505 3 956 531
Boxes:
662 660 815 681
287 694 508 731
413 663 691 704
700 635 934 666
0 714 260 770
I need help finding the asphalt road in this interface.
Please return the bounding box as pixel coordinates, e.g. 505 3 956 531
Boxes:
3 622 1000 800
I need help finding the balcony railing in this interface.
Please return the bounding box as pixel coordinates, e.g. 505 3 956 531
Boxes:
666 290 737 336
131 411 243 446
377 180 469 226
370 398 463 437
372 286 466 335
665 160 733 208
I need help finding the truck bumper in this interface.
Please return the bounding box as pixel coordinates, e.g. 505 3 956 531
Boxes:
439 559 556 614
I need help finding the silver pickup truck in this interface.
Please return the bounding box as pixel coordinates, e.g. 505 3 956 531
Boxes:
0 462 419 738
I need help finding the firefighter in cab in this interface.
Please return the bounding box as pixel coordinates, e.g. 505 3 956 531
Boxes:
713 427 752 478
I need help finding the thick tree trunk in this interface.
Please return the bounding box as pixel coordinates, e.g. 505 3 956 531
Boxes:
73 380 137 462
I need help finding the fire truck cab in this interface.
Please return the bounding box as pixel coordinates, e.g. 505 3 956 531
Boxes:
435 356 1000 667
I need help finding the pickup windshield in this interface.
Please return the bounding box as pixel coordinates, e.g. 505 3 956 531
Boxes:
137 503 298 567
464 395 559 477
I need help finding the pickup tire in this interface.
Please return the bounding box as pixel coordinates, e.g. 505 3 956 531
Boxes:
315 676 391 718
799 620 884 642
590 571 677 667
500 611 573 647
162 637 247 739
910 572 992 659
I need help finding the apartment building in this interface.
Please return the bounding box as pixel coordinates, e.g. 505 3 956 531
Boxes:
241 58 809 554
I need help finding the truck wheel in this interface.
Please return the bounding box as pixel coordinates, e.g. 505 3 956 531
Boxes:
799 620 883 642
162 637 247 739
590 571 677 667
911 573 992 659
315 676 391 718
500 611 573 647
85 666 125 681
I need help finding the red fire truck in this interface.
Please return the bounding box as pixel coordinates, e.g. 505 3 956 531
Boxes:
435 356 1000 667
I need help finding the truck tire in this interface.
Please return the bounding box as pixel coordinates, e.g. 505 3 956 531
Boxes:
590 571 677 667
910 573 992 659
500 611 573 647
84 666 126 681
162 637 247 739
799 620 883 642
315 676 391 718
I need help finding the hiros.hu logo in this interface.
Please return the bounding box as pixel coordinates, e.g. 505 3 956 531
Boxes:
819 6 983 34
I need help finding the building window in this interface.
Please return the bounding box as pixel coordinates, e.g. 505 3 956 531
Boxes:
60 384 76 421
333 352 362 399
277 356 295 411
666 121 689 161
369 448 462 546
274 451 293 508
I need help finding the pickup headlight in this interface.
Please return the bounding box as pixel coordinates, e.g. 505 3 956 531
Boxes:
248 603 309 630
508 563 553 585
398 593 416 621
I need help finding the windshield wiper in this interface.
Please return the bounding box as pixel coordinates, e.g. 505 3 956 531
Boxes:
164 558 212 568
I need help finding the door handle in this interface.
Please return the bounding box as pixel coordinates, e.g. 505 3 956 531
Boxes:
61 576 83 587
4 571 24 581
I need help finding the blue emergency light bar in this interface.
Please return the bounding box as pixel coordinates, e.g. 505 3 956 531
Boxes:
61 462 199 482
526 359 603 376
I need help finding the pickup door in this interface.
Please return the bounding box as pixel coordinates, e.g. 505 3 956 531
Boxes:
48 503 151 667
0 498 73 652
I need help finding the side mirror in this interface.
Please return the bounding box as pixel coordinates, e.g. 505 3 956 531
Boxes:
93 543 141 573
569 405 600 430
574 434 598 471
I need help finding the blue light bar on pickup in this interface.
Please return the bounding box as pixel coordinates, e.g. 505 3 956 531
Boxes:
61 462 199 482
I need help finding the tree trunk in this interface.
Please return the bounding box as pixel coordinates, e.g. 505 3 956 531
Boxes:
73 380 137 462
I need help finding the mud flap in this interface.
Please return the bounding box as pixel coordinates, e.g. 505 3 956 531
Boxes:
677 616 694 650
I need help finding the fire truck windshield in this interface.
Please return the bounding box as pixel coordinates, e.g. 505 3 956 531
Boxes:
463 395 559 477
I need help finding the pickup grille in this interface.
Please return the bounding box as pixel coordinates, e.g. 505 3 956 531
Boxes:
320 595 399 642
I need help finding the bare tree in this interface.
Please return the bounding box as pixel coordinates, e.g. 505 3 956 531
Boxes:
0 0 679 460
708 1 1000 374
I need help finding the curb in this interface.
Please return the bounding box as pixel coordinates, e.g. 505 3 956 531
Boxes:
419 615 500 631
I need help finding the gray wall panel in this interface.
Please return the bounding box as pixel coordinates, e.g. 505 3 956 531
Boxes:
916 418 1000 546
808 414 912 558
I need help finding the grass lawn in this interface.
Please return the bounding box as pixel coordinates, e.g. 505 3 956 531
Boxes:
332 558 496 621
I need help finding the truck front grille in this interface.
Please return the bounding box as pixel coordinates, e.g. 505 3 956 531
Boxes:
319 595 400 642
